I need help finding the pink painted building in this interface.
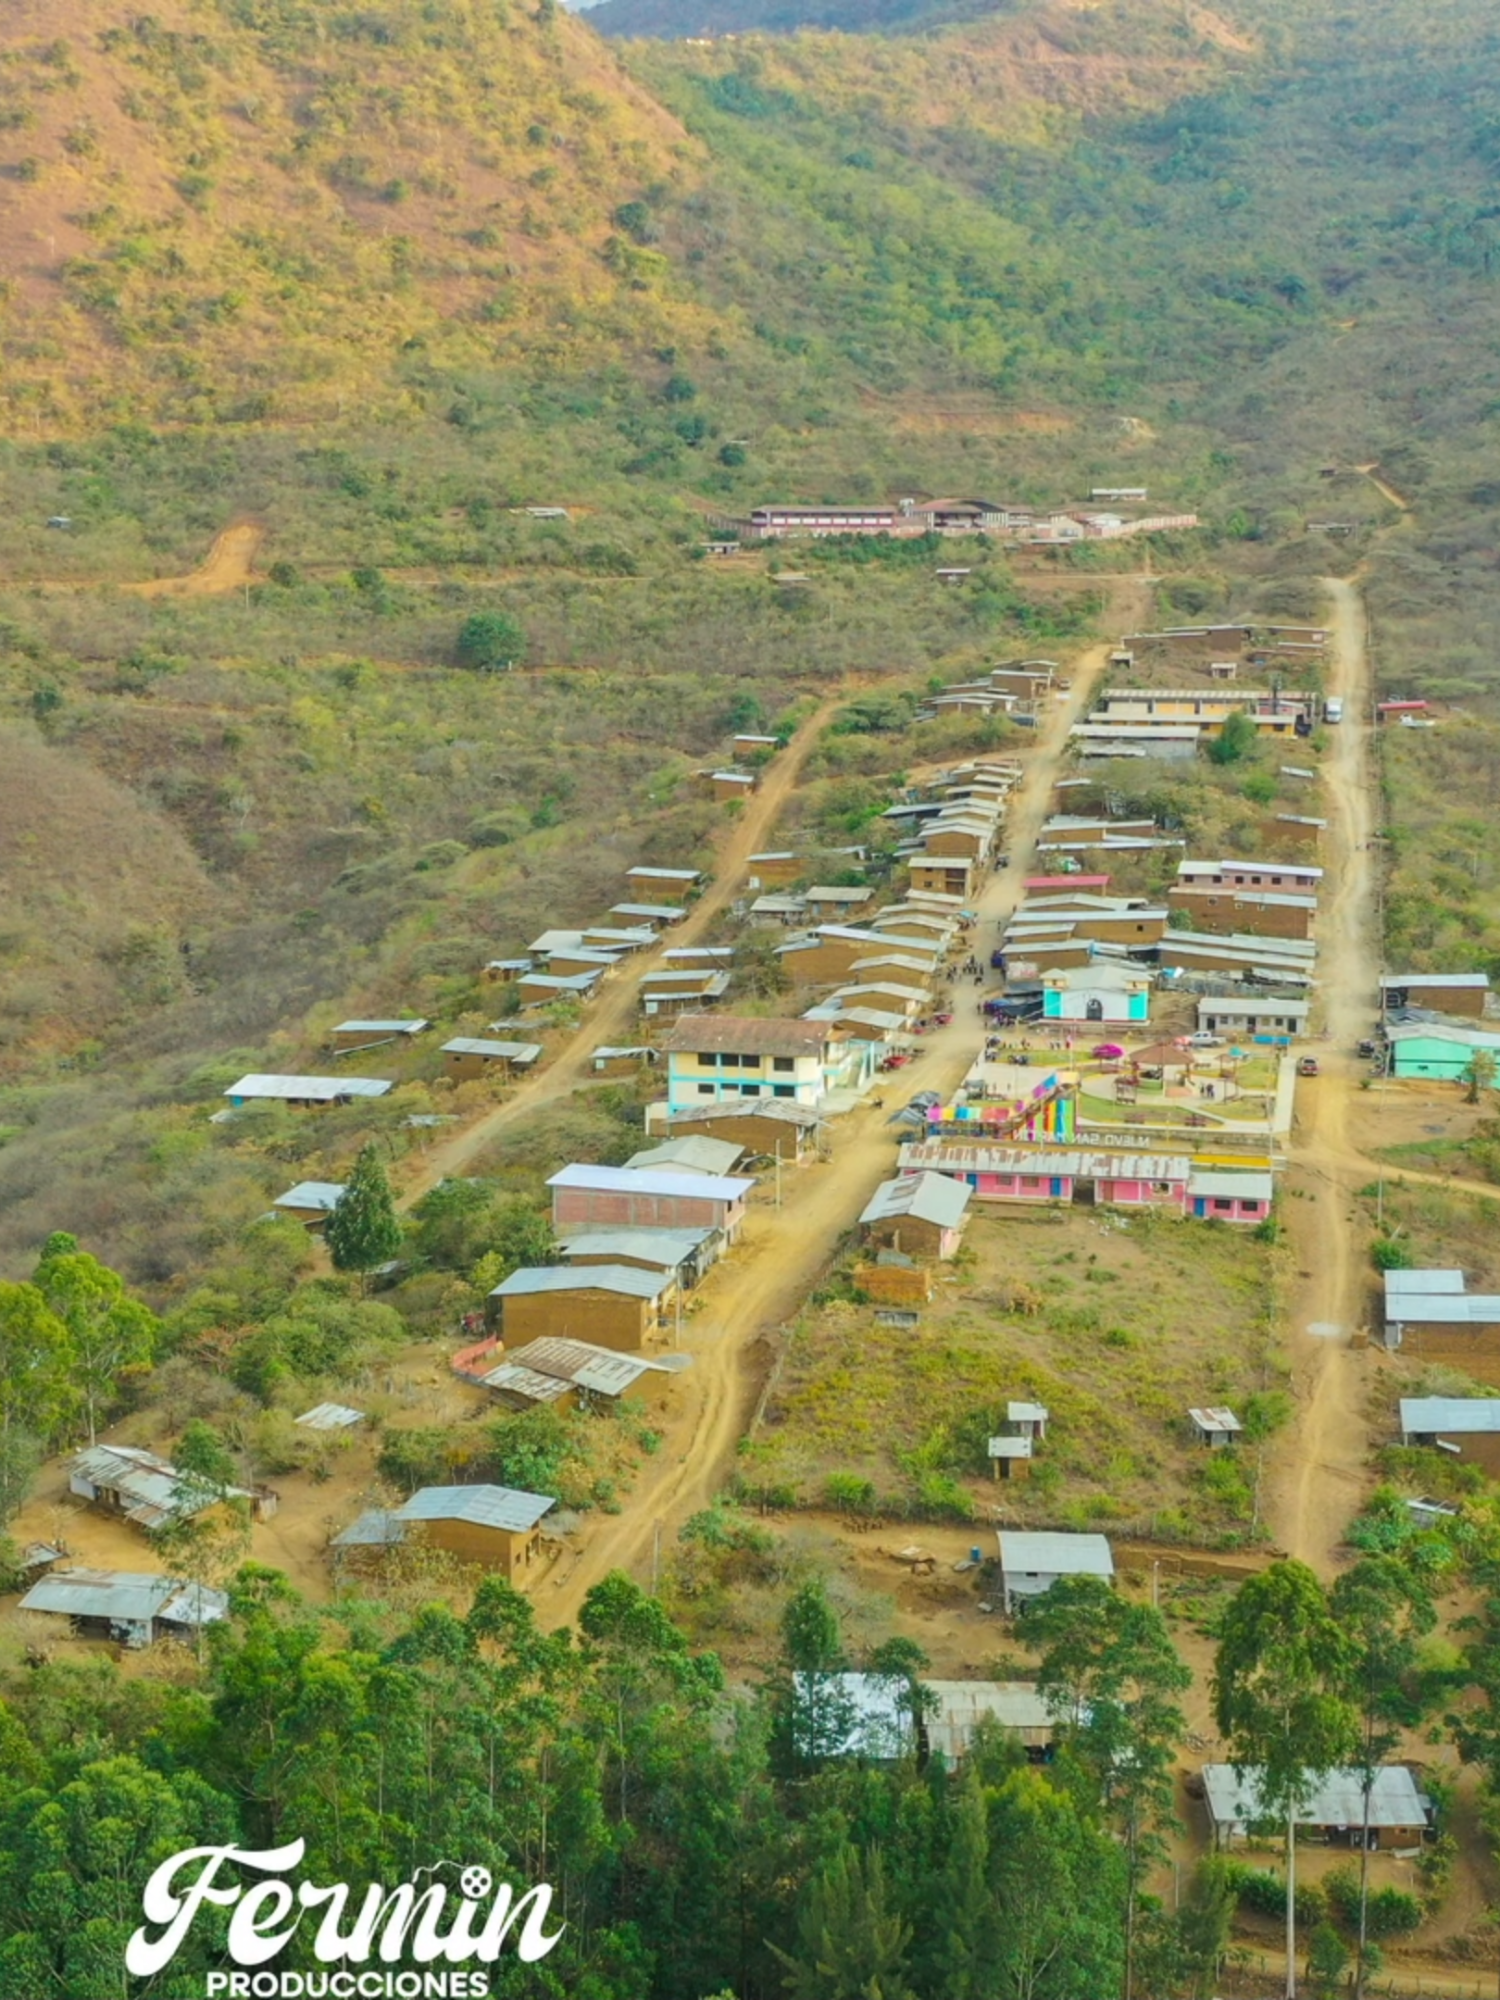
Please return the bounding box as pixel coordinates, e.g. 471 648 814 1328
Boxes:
897 1143 1192 1210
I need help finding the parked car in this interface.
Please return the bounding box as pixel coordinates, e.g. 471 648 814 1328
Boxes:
1297 1056 1321 1077
1356 1039 1378 1059
1187 1031 1224 1048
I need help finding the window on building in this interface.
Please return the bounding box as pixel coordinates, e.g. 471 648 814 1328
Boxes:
720 1053 740 1068
698 1084 714 1097
742 1054 763 1069
773 1085 794 1099
742 1084 762 1098
1213 1197 1233 1211
773 1056 795 1072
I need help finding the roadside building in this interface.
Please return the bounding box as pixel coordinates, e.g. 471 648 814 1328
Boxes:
487 1264 676 1351
661 1015 830 1113
638 970 731 1018
995 1531 1114 1614
667 1097 820 1162
590 1045 659 1076
1186 1170 1274 1223
1195 996 1311 1039
859 1173 972 1259
548 1163 753 1242
1399 1397 1500 1475
470 1338 689 1415
441 1038 542 1083
746 852 805 888
392 1485 556 1582
559 1224 721 1288
1387 1021 1500 1081
1382 1268 1500 1354
1041 964 1151 1025
1380 973 1490 1019
516 969 602 1005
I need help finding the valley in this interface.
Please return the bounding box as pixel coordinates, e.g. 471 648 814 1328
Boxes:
5 1 1500 1997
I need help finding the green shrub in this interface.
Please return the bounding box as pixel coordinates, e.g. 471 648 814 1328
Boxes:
825 1471 878 1516
1372 1235 1415 1271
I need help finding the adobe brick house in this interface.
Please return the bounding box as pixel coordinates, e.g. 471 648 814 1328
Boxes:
548 1163 753 1243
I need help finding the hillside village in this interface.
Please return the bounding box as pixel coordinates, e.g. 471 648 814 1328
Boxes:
12 523 1500 1979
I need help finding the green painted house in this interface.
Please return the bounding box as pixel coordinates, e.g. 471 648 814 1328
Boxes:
1388 1022 1500 1081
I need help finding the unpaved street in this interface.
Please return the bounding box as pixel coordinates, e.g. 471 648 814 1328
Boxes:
542 581 1151 1624
1263 576 1380 1569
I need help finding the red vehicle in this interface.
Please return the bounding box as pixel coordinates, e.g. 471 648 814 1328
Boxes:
933 1011 954 1026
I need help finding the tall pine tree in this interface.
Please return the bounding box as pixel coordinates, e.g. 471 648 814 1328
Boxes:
325 1144 403 1278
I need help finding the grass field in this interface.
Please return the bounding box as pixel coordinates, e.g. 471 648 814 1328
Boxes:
741 1202 1280 1543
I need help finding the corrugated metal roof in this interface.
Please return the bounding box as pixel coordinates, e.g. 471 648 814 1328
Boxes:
861 1172 973 1230
442 1038 543 1060
19 1568 227 1626
997 1531 1114 1578
626 866 701 881
1009 1401 1050 1425
395 1484 555 1532
295 1402 364 1430
333 1019 428 1034
1382 973 1491 989
560 1225 713 1267
1202 1764 1425 1833
478 1364 575 1405
1190 1407 1243 1433
625 1137 745 1177
671 1098 818 1129
660 1015 827 1057
275 1181 345 1211
549 1163 753 1202
331 1509 405 1548
490 1263 672 1301
72 1444 250 1529
226 1074 392 1101
1401 1397 1500 1434
1386 1268 1466 1295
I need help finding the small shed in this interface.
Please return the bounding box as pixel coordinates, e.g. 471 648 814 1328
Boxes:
294 1402 365 1432
70 1444 277 1530
624 866 703 904
1007 1401 1050 1441
996 1531 1114 1614
273 1180 345 1229
559 1224 720 1288
591 1045 659 1076
1189 1406 1243 1449
1187 1171 1274 1224
986 1435 1033 1482
483 959 534 984
859 1172 972 1260
392 1484 557 1582
442 1037 543 1083
474 1337 690 1415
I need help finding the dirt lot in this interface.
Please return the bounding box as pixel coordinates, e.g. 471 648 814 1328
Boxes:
743 1202 1278 1538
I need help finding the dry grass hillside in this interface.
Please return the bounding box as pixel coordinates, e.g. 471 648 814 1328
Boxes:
0 727 214 1056
0 0 703 426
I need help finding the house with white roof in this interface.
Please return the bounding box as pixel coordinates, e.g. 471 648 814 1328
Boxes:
995 1531 1114 1613
1400 1396 1500 1474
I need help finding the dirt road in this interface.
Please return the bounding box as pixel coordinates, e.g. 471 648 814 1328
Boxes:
1264 576 1381 1570
541 581 1150 1625
121 521 264 598
400 692 849 1201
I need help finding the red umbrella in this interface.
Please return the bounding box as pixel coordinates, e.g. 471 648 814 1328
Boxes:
1092 1042 1125 1059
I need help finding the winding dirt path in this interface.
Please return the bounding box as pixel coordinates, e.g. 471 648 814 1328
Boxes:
539 579 1151 1625
120 521 265 598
